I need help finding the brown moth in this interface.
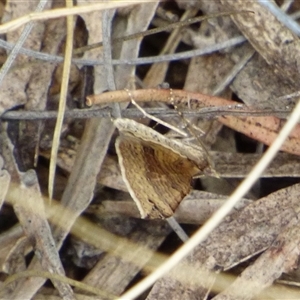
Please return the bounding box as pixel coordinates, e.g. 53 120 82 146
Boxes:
114 118 211 219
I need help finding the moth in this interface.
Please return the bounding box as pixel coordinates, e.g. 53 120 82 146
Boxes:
114 118 212 219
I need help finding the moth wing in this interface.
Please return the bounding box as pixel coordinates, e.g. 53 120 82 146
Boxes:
116 134 199 219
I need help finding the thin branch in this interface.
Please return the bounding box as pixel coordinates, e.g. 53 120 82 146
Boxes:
74 11 251 55
0 35 247 66
1 106 292 121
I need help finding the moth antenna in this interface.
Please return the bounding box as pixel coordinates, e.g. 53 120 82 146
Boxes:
124 88 188 137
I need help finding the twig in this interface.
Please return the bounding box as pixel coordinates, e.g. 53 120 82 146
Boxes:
1 106 292 121
74 11 252 55
0 35 246 66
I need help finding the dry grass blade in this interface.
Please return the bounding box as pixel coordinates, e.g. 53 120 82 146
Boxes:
48 0 74 202
0 1 154 34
